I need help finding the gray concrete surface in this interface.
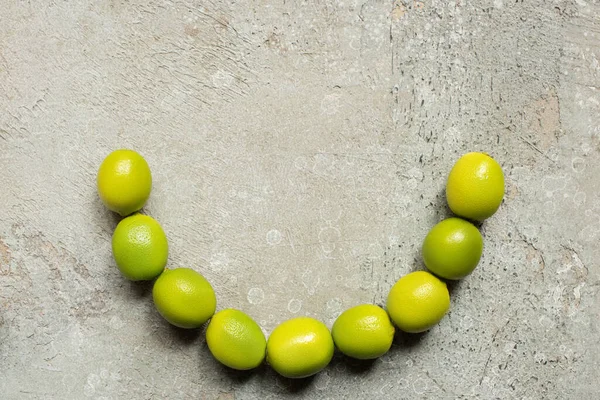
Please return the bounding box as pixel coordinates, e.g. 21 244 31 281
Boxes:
1 0 599 398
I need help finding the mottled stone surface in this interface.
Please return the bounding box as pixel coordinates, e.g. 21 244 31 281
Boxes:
1 1 599 398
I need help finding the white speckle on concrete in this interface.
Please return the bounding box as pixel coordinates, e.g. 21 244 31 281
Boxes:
209 252 229 272
294 156 308 170
461 315 474 331
318 226 341 254
247 288 265 305
572 157 585 173
266 229 282 245
573 191 586 206
211 70 234 88
83 383 95 397
287 299 302 314
412 378 428 395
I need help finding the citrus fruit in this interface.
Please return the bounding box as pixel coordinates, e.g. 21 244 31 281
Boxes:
266 317 334 378
446 152 504 221
331 304 395 360
206 309 266 370
422 217 483 280
152 268 216 329
97 149 152 216
386 271 450 333
112 214 168 280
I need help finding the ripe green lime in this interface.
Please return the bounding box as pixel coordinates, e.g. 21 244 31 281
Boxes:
266 317 334 378
422 217 483 280
386 271 450 333
332 304 395 360
152 268 216 329
206 309 266 370
446 152 505 221
97 149 152 216
112 214 168 281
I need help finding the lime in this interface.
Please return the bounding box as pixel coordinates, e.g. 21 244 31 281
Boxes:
422 217 483 280
152 268 216 329
386 271 450 333
112 214 168 281
206 309 266 370
97 149 152 216
266 317 334 378
331 304 394 360
446 152 504 221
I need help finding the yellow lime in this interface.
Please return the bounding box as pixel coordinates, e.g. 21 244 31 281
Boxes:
331 304 394 360
446 152 504 221
386 271 450 333
152 268 216 329
266 317 334 378
112 214 168 281
206 309 266 370
422 218 483 280
97 149 152 216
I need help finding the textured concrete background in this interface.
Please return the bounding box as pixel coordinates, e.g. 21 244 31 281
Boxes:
1 0 599 399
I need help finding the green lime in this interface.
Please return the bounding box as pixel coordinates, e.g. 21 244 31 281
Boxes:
206 309 266 370
97 149 152 216
423 217 483 280
446 152 505 221
332 304 394 359
386 271 450 333
152 268 216 329
112 214 168 281
266 317 334 378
